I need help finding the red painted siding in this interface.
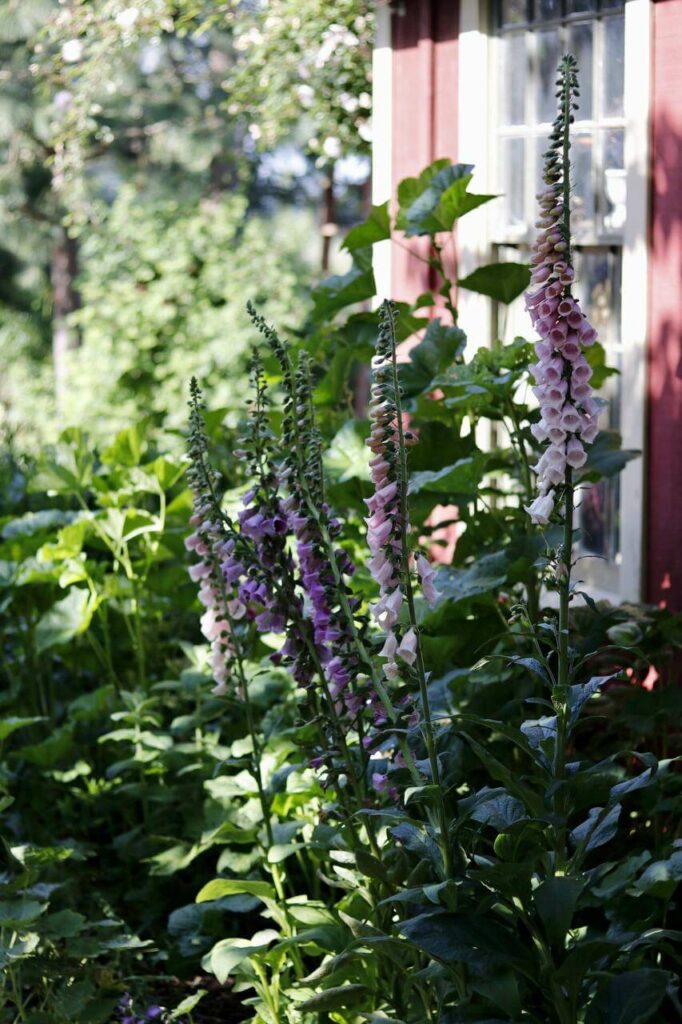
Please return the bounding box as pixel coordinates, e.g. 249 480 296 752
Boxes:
391 0 459 303
647 0 682 611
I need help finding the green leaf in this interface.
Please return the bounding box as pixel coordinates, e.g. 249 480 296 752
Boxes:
298 984 373 1012
435 552 509 603
634 851 682 898
458 262 531 304
570 804 621 852
586 969 671 1024
324 420 370 482
399 318 466 397
459 788 527 831
533 876 584 948
577 431 639 483
0 900 45 927
410 453 490 498
202 931 278 984
311 262 376 322
399 911 518 969
397 162 495 236
196 878 276 904
35 588 100 652
342 203 390 252
0 717 45 742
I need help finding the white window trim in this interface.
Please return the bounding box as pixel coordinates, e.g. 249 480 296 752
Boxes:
457 0 651 604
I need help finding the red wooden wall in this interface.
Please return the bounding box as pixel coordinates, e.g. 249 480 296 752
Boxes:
391 0 460 302
647 0 682 611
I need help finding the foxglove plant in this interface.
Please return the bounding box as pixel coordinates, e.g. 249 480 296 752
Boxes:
366 300 453 875
524 54 599 527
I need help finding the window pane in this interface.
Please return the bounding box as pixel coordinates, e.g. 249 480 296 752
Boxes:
536 0 562 21
602 128 626 233
537 28 561 122
567 0 595 12
500 137 526 228
603 14 625 117
500 32 527 125
568 22 593 120
570 131 594 235
501 0 527 26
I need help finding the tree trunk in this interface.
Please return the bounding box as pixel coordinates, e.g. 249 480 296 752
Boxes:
320 163 337 272
51 227 81 410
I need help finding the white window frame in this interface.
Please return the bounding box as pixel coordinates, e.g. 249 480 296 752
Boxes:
457 0 651 603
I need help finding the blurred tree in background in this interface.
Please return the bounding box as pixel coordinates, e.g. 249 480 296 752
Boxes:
0 0 373 447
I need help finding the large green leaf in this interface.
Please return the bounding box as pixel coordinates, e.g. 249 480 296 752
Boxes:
35 588 101 653
435 552 510 603
399 911 518 968
311 262 376 322
298 984 373 1012
202 930 279 984
397 162 495 236
458 262 531 304
577 431 639 483
410 453 490 498
324 420 370 482
586 969 671 1024
196 878 276 904
399 318 467 397
342 203 390 252
533 876 584 948
0 717 45 742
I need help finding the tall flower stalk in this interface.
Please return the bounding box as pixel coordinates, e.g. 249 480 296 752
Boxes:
368 300 453 878
525 55 598 866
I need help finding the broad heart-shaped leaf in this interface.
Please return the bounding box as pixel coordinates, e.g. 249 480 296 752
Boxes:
533 876 584 948
458 262 531 304
298 984 373 1012
196 878 276 904
577 430 639 483
399 911 518 969
410 453 491 498
396 158 458 220
585 968 671 1024
570 803 621 853
342 202 390 252
35 588 101 652
311 261 375 322
435 552 510 603
398 161 494 236
399 317 467 397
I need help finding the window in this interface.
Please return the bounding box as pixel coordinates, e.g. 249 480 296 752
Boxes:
491 0 626 593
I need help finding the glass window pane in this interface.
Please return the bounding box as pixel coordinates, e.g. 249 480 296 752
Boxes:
603 127 626 233
501 0 527 26
500 32 527 125
536 0 562 21
500 137 526 228
570 130 594 235
537 28 561 122
567 0 595 12
603 14 625 117
568 22 593 120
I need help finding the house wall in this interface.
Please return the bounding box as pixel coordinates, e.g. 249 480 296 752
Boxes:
386 0 682 611
391 0 460 303
647 0 682 611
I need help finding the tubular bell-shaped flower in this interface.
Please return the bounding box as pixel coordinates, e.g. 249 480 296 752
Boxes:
524 55 600 524
366 302 440 686
186 379 240 695
246 302 365 721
